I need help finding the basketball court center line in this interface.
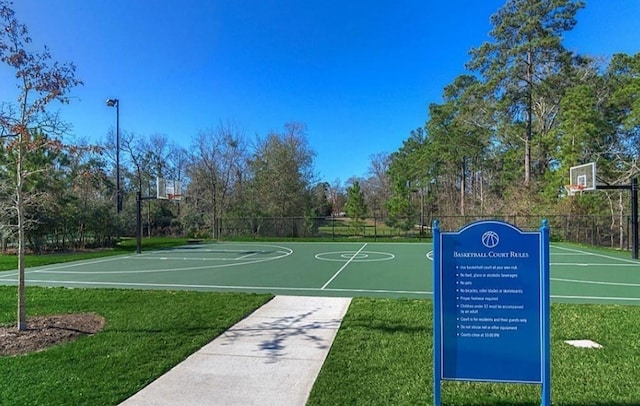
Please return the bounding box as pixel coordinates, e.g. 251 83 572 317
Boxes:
552 245 640 264
321 243 368 290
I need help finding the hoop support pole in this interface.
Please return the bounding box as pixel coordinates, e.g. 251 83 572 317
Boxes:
598 180 639 259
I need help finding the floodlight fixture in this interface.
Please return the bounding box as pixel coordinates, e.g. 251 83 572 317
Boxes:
106 97 121 213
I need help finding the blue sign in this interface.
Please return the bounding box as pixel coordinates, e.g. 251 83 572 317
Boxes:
433 220 550 406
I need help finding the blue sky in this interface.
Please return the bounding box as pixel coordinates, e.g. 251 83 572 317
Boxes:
3 0 640 183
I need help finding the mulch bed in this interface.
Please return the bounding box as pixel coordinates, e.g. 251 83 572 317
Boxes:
0 313 105 356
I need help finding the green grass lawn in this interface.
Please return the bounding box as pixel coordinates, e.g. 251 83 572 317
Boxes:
308 299 640 406
3 241 640 405
3 289 640 405
0 286 271 405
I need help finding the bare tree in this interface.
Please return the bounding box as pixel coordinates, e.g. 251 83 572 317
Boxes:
327 179 345 216
188 121 248 239
365 152 391 218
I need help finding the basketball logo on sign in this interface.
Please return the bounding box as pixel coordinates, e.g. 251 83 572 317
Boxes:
481 231 499 248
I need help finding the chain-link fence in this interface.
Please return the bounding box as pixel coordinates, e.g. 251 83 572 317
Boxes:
433 215 631 250
212 215 633 251
4 214 632 253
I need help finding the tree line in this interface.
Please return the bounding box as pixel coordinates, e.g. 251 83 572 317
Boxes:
377 0 640 245
3 0 640 255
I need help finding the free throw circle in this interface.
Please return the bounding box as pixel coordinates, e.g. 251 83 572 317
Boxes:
315 251 395 262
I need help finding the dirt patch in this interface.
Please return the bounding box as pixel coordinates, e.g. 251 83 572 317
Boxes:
0 313 105 357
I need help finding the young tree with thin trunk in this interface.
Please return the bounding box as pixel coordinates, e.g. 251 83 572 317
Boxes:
0 1 81 330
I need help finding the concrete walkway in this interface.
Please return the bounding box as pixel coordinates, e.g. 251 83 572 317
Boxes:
120 295 352 406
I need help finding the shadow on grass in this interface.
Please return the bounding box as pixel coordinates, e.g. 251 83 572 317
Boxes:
372 323 432 334
106 325 226 334
220 307 343 364
347 318 432 335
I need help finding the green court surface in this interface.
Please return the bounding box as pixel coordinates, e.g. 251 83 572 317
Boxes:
1 241 639 303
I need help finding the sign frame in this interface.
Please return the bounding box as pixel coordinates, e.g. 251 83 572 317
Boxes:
432 219 550 406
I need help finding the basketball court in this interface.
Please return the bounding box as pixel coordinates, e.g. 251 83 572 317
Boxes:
1 241 639 304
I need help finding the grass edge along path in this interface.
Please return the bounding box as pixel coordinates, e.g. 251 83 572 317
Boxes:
308 298 640 406
0 286 271 405
2 288 640 404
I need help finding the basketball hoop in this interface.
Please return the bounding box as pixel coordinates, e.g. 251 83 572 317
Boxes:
157 177 182 200
566 184 585 196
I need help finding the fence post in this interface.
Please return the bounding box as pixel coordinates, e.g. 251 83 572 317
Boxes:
631 177 638 259
332 215 335 240
374 215 377 241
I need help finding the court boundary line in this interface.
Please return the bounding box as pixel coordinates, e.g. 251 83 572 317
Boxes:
552 244 640 264
4 278 640 302
26 243 294 275
552 277 640 287
3 241 639 304
0 255 133 279
7 278 428 296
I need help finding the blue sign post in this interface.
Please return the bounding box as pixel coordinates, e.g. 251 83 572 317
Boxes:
433 220 550 406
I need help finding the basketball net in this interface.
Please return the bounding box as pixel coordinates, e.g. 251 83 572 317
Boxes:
566 184 585 197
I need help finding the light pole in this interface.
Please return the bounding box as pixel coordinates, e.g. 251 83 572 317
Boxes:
106 98 121 213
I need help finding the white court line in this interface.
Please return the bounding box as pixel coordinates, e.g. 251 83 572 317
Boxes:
128 256 257 262
6 277 640 302
550 294 640 302
6 278 428 296
321 243 367 290
234 252 260 260
33 256 284 275
28 255 132 273
552 244 640 264
0 271 18 279
30 244 293 275
552 277 640 287
551 262 639 267
426 246 640 268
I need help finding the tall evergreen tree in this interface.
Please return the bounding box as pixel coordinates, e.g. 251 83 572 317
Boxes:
345 180 368 235
467 0 585 186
